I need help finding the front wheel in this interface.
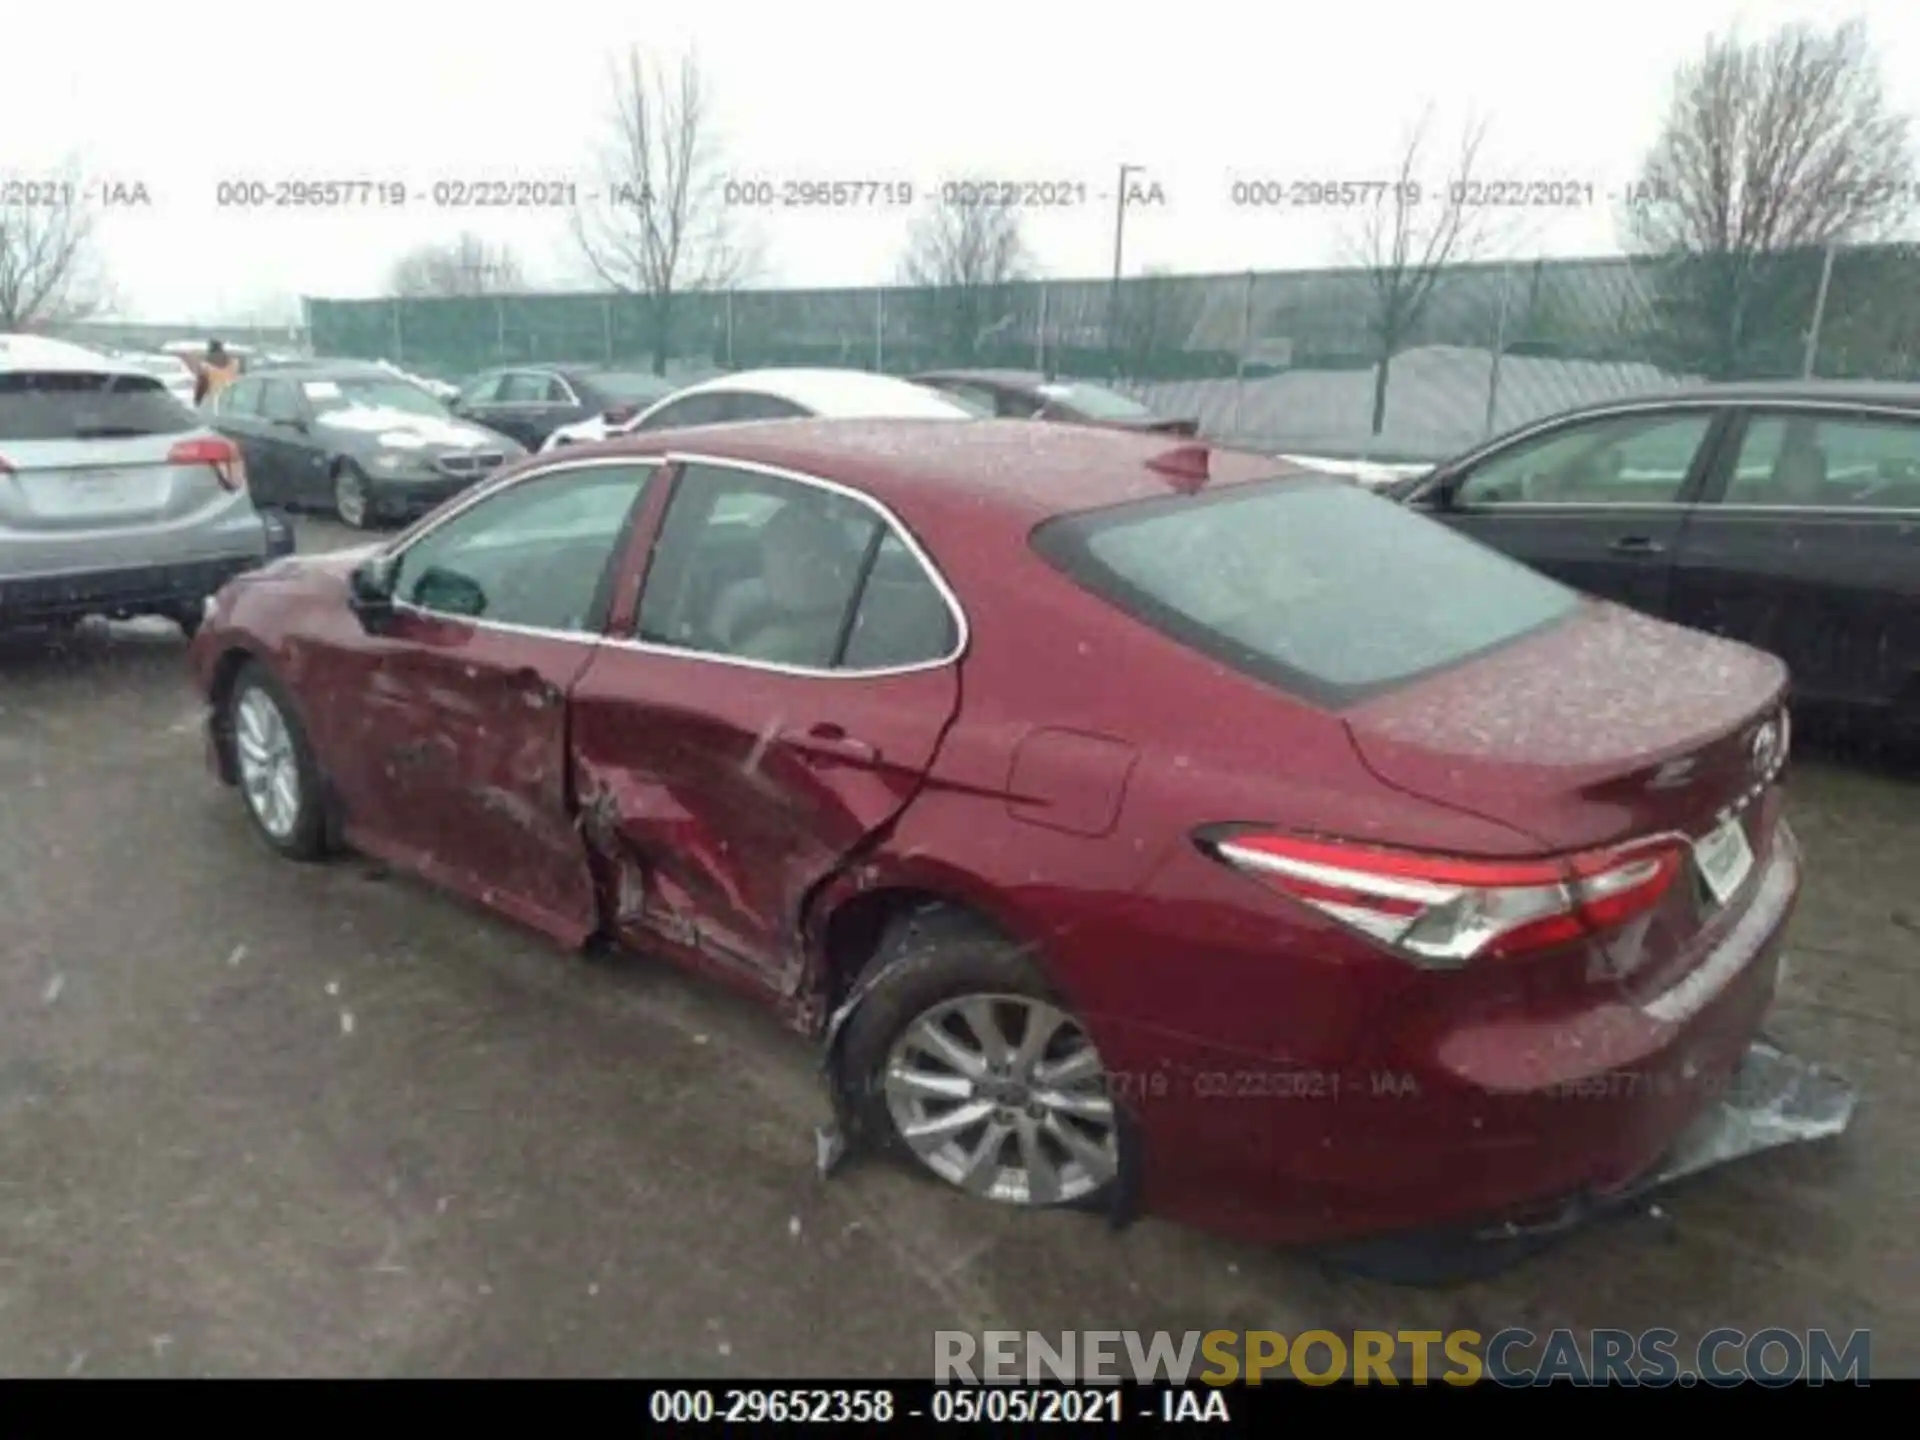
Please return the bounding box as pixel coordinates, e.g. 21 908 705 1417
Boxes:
332 462 374 529
837 910 1125 1209
225 662 330 860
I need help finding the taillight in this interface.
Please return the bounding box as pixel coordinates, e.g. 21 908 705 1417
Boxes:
168 436 246 492
1200 829 1684 968
0 455 13 475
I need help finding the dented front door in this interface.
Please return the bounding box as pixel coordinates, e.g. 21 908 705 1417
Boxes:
336 611 601 944
567 648 960 992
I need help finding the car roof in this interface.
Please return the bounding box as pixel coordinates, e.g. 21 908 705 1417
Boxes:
596 418 1304 527
160 339 256 355
1557 379 1920 415
0 333 148 377
660 368 975 418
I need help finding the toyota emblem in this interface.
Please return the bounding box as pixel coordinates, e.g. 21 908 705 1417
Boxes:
1750 720 1781 776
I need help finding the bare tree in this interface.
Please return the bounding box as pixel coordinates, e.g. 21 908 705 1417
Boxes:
0 171 111 330
898 192 1030 363
1625 20 1914 377
388 233 526 297
1350 111 1492 436
572 49 756 374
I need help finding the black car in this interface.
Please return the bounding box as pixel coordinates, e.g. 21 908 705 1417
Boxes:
911 369 1199 435
448 364 681 449
1396 381 1920 733
207 361 527 529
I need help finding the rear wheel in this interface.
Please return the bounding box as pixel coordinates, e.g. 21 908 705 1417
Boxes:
225 662 329 860
838 909 1124 1209
332 462 373 529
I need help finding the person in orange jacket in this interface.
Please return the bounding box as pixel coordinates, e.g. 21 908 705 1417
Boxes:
193 340 241 406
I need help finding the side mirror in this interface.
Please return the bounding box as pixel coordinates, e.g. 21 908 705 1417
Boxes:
603 404 638 426
410 565 486 618
1406 470 1453 507
347 555 399 630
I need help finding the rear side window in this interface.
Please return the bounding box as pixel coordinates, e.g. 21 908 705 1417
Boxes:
636 462 958 671
1724 411 1920 509
1033 478 1580 708
635 392 733 430
0 370 198 441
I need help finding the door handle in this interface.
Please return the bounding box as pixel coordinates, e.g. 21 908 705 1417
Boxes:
509 667 562 709
784 722 878 763
1609 535 1665 555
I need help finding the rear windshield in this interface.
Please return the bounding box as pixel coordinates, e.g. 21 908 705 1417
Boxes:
1032 477 1580 708
0 370 199 441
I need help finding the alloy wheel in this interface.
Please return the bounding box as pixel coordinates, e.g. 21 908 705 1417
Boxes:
334 467 369 528
881 993 1119 1205
233 686 302 840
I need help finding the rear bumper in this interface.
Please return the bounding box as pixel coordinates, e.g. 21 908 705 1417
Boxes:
1110 826 1820 1247
0 550 269 625
1311 1034 1855 1280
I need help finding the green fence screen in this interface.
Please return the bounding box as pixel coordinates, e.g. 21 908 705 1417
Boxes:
306 243 1920 463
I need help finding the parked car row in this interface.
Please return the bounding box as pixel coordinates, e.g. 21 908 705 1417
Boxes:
179 395 1854 1273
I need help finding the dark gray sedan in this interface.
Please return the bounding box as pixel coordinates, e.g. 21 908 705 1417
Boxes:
1394 380 1920 736
206 360 527 529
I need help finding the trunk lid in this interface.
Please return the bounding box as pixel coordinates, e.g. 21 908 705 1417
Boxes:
0 368 223 534
0 434 227 531
1341 600 1790 852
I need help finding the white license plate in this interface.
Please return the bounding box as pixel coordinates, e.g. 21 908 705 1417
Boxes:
65 476 124 510
1692 815 1755 907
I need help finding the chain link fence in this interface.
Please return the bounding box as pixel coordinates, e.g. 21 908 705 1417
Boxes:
306 242 1920 462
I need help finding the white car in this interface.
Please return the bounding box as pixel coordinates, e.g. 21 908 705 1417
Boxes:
1276 453 1436 489
112 350 200 407
537 367 975 452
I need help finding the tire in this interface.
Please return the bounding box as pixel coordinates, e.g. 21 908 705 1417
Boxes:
837 907 1126 1210
332 461 374 529
224 660 330 860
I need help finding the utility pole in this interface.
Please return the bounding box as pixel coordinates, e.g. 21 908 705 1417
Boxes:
1108 163 1143 375
1802 241 1837 379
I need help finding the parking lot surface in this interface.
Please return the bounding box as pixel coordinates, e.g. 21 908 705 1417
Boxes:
1 514 1916 1377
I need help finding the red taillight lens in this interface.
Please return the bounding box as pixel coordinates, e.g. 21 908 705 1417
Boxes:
0 455 13 475
1202 830 1684 968
168 436 246 492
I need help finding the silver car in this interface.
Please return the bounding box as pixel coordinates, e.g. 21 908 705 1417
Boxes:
0 335 289 636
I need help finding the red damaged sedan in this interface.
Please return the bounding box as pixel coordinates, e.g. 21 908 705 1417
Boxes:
187 419 1843 1256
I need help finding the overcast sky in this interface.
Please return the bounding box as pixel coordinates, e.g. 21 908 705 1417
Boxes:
4 0 1911 321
